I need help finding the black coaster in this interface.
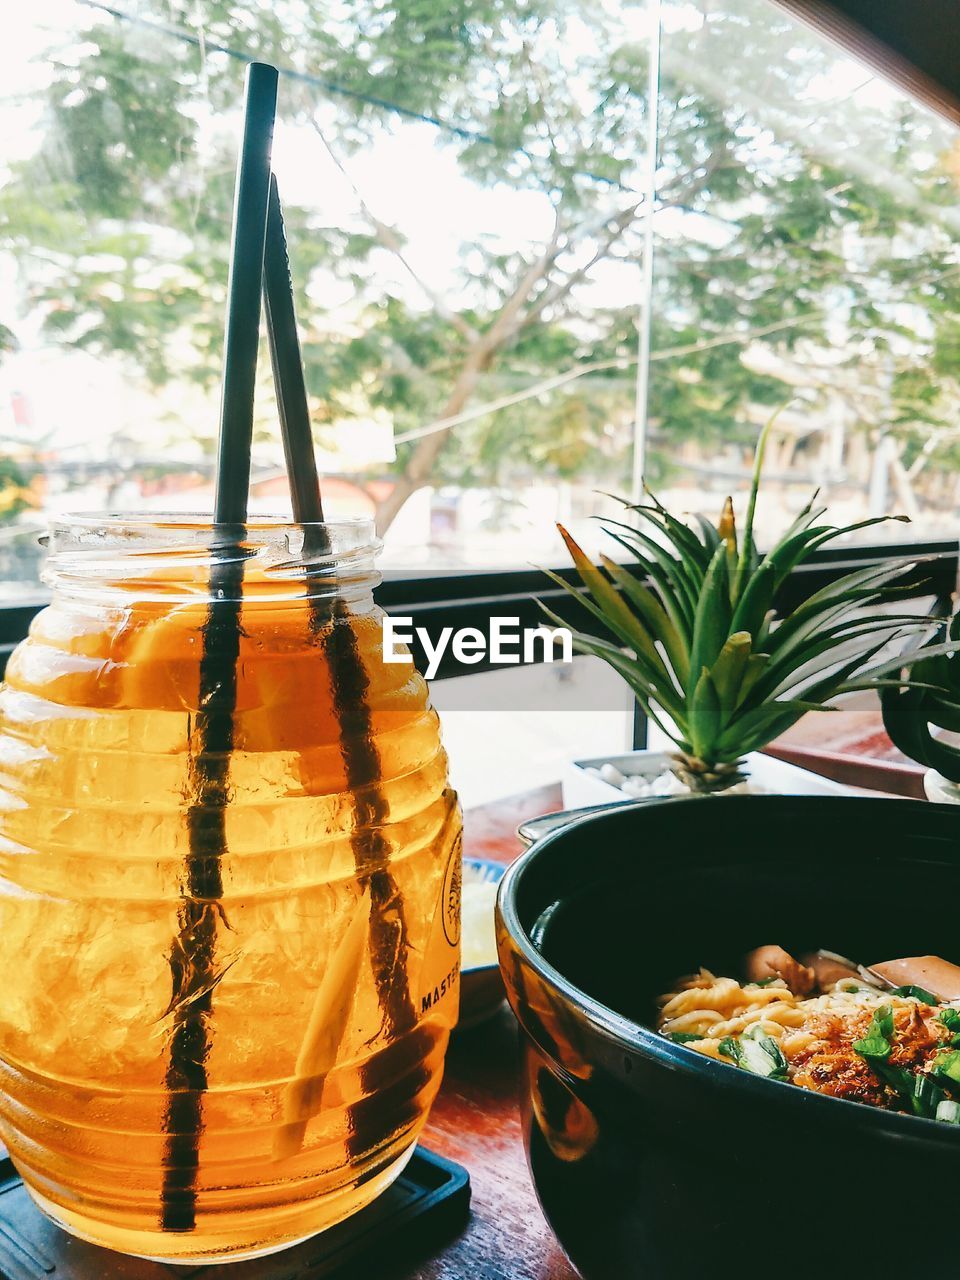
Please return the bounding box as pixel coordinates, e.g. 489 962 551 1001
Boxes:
0 1147 470 1280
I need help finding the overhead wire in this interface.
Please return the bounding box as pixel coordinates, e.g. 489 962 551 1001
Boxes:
76 0 634 190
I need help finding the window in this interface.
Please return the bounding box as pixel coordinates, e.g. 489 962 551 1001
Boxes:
2 1 959 801
0 1 658 596
650 0 960 547
4 2 959 601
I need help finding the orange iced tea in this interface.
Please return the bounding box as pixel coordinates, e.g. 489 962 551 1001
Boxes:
0 517 461 1261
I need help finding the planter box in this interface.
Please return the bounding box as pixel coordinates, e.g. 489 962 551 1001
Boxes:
562 748 857 809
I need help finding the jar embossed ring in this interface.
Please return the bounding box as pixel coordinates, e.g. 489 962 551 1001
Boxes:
0 516 462 1262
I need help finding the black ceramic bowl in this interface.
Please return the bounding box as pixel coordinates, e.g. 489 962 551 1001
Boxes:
496 795 960 1280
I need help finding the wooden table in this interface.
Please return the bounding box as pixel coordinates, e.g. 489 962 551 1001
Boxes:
392 723 921 1280
388 783 573 1280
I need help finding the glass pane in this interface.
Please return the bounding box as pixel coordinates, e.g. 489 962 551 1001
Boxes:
0 1 659 598
649 0 960 549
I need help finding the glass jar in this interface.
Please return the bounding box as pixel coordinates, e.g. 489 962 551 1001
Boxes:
0 516 462 1262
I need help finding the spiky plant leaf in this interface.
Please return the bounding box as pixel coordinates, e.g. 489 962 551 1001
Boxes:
881 616 960 784
822 640 960 689
688 544 732 696
717 698 835 758
556 526 664 666
768 561 913 651
711 632 752 721
537 593 685 716
735 407 778 594
717 497 738 584
545 426 955 792
599 518 700 628
689 669 722 759
636 488 714 571
737 653 771 708
749 615 936 705
539 566 683 717
600 556 690 687
538 599 687 742
693 512 723 558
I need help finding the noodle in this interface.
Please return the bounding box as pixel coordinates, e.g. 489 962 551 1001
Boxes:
656 967 960 1117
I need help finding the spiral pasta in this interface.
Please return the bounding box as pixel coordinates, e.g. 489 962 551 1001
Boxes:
656 965 960 1117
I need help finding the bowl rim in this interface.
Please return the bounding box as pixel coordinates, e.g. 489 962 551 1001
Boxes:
496 795 960 1142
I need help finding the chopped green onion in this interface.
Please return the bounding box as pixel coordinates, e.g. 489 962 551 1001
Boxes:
931 1050 960 1089
853 1005 894 1060
880 1064 918 1109
890 985 939 1005
717 1030 789 1082
718 1036 740 1062
850 1004 960 1120
735 1026 789 1081
851 1005 943 1116
910 1071 946 1118
667 1032 704 1044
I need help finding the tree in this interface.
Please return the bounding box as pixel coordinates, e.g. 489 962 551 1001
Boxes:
0 458 31 525
2 0 960 535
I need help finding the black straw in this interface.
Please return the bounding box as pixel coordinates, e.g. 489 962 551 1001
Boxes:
214 61 279 524
263 174 325 527
160 62 278 1232
261 178 422 1164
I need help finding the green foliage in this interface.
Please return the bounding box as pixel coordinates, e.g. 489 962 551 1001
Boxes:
881 615 960 783
0 458 33 525
2 0 960 522
545 422 949 788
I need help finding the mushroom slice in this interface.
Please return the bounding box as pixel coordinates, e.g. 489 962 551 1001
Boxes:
743 945 815 996
867 956 960 1002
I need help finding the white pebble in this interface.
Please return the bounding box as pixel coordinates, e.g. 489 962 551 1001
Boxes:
621 776 651 797
649 770 686 796
600 763 628 787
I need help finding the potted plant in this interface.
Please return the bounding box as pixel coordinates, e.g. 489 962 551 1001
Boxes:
881 615 960 803
542 427 952 797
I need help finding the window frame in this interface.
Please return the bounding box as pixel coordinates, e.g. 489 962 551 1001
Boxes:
2 538 954 678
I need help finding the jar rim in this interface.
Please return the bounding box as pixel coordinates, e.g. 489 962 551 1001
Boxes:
42 513 381 602
49 512 375 535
